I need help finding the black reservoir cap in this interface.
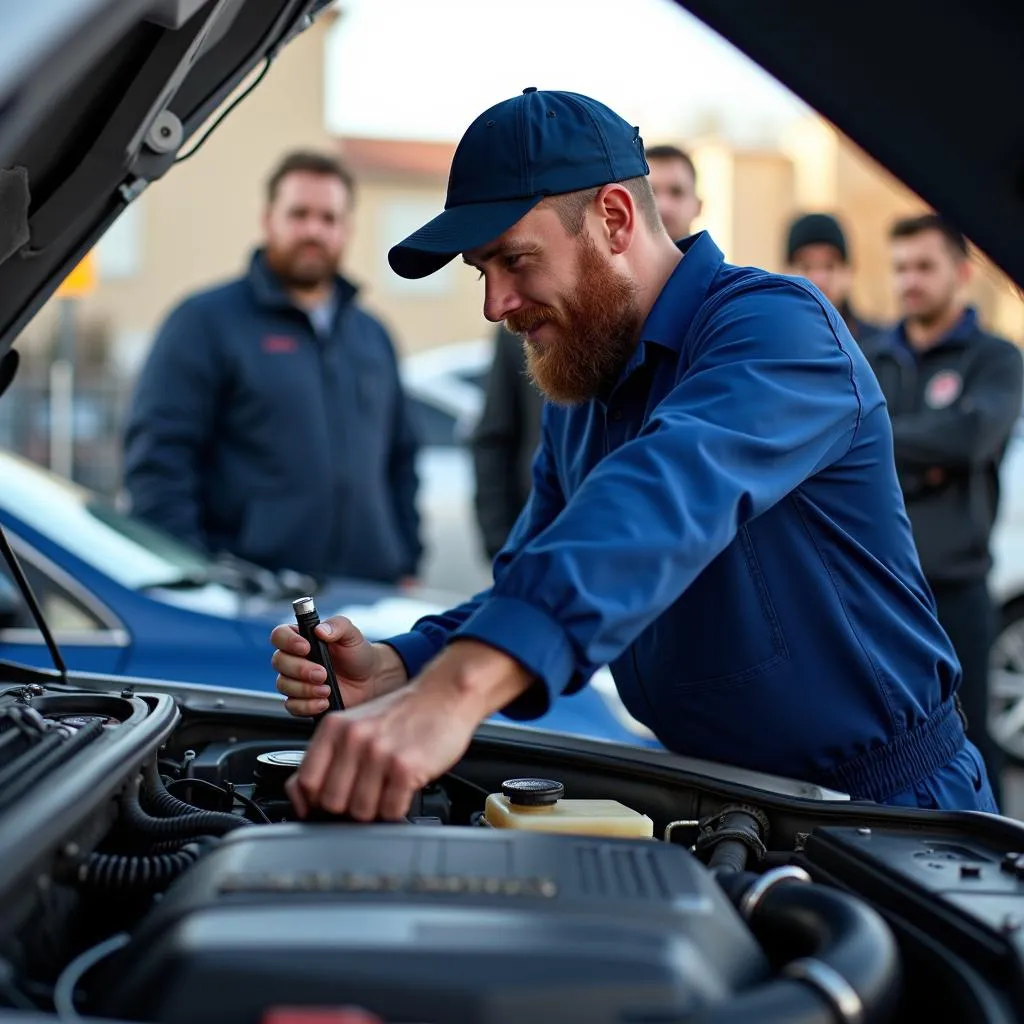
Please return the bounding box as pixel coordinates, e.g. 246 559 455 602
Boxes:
502 778 564 807
254 750 305 797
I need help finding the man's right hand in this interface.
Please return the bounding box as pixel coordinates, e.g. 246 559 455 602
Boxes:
270 615 408 716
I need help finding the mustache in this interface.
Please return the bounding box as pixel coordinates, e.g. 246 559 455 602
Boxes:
505 306 561 335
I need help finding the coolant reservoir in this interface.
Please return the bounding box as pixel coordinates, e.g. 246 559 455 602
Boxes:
483 778 653 838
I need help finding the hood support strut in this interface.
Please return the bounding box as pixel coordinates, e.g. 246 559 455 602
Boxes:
0 522 66 682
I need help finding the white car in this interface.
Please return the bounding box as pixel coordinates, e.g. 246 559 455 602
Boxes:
400 339 495 597
988 426 1024 759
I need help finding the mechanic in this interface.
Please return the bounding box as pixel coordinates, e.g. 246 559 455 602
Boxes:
122 150 423 587
784 212 882 345
864 213 1024 810
270 88 998 822
471 143 703 561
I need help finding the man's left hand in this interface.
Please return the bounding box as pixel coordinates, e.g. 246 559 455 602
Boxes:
286 639 533 821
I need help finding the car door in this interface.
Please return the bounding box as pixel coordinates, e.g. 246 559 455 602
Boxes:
0 546 129 675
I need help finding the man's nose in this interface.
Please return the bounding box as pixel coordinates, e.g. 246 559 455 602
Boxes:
483 277 522 324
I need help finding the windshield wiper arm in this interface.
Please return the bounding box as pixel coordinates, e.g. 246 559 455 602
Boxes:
0 523 66 682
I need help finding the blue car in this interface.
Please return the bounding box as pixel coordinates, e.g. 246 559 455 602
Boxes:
0 449 660 747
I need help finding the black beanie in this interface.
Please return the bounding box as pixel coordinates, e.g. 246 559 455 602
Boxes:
786 213 848 262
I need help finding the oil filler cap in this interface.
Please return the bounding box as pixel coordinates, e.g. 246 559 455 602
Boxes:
502 778 564 807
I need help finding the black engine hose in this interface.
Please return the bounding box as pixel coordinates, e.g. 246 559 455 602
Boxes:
698 807 768 878
708 839 750 876
76 842 205 894
683 867 901 1024
142 758 246 829
145 834 220 855
122 778 247 839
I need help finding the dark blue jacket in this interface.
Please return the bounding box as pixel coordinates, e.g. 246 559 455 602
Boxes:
863 309 1023 583
386 232 995 811
123 251 423 584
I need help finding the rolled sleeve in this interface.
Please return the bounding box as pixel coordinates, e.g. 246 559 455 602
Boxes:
454 595 578 719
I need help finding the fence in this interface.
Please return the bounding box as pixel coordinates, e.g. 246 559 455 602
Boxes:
0 374 134 497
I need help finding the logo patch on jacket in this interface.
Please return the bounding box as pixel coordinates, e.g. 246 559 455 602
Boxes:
262 335 298 354
924 370 962 409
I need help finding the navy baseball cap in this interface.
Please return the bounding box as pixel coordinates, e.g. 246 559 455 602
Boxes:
388 87 650 280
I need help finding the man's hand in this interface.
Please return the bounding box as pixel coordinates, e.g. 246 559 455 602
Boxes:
286 639 534 821
270 615 409 716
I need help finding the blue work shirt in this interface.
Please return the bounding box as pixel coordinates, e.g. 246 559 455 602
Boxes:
386 233 996 811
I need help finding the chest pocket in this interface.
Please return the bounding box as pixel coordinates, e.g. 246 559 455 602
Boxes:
632 525 788 692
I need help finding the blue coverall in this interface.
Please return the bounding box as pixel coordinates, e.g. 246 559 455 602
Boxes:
386 232 998 812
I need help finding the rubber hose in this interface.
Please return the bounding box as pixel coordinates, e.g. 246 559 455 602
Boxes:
708 839 750 876
752 880 901 1020
682 979 836 1024
122 783 246 838
142 759 245 830
146 835 219 855
77 843 203 894
701 809 765 877
686 870 900 1024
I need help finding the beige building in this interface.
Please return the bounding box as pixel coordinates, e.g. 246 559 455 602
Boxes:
17 5 1023 376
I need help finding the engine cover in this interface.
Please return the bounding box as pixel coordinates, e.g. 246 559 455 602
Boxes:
96 824 768 1024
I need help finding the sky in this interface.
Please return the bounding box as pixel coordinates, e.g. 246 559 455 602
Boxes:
324 0 810 146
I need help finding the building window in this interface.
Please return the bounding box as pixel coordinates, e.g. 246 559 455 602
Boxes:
379 199 457 296
96 199 144 279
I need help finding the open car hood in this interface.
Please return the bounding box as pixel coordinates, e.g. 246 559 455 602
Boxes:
675 0 1024 292
0 0 333 372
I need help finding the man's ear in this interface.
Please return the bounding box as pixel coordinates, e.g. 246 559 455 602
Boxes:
956 254 973 290
596 183 636 255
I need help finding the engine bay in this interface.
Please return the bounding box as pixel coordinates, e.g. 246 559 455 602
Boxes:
1 680 1024 1024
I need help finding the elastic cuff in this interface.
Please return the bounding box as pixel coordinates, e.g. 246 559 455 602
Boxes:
381 629 442 680
454 595 576 720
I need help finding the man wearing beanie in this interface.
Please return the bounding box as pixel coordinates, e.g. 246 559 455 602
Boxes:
270 88 995 823
786 212 881 344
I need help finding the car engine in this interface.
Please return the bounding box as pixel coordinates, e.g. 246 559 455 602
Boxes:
1 682 1023 1024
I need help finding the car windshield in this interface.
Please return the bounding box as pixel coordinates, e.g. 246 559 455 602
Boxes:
0 451 214 590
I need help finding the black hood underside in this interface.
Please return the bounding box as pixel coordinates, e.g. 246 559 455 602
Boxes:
676 0 1024 294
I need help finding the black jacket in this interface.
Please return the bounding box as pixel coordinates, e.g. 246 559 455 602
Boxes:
863 308 1023 583
123 250 423 584
838 299 883 347
470 325 545 559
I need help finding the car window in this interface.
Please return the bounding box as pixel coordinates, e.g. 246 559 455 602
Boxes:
454 367 489 390
407 396 458 447
0 561 104 634
0 452 215 590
